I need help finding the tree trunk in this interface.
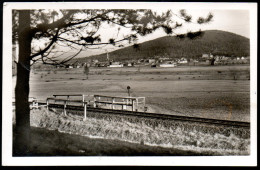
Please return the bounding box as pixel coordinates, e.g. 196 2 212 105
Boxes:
14 10 32 156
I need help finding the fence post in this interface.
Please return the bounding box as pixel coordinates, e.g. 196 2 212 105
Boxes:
132 99 134 111
54 95 57 104
46 98 49 113
112 97 115 110
136 98 139 111
34 99 38 109
93 96 96 108
83 102 87 121
82 94 85 107
64 100 67 116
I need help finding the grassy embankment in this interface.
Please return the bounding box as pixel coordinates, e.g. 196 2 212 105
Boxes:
20 107 250 156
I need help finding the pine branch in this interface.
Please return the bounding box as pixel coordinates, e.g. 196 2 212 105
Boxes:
30 28 60 59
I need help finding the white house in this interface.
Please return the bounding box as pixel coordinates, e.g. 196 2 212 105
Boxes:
202 53 213 58
178 58 188 64
159 61 177 67
179 60 187 64
109 64 123 68
148 59 156 63
108 62 123 67
127 63 133 67
202 54 209 58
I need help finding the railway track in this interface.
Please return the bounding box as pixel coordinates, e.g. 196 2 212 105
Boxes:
39 102 250 129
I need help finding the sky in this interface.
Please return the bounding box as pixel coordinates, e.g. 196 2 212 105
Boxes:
9 2 253 60
19 3 250 59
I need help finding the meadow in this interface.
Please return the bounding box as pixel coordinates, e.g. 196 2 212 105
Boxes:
15 64 250 122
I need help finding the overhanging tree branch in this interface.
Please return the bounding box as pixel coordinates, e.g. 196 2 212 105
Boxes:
30 28 60 59
60 46 83 65
57 35 133 46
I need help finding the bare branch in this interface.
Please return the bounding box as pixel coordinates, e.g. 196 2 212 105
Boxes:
58 35 133 46
31 10 112 36
40 52 66 66
60 46 83 64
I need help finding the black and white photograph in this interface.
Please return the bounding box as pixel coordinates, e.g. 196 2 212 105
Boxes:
2 2 257 166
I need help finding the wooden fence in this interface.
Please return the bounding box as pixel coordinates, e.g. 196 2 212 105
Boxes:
13 94 146 121
93 95 145 111
46 94 146 121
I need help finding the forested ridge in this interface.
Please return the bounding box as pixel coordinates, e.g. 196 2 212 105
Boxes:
80 30 249 62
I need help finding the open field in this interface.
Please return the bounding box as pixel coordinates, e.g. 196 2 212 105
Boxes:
13 65 250 122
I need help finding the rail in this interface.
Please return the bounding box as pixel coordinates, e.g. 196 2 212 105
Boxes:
29 95 250 131
42 102 250 130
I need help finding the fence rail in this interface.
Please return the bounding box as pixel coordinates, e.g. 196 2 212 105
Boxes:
44 103 250 129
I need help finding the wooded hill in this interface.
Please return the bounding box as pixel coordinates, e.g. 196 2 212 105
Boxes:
76 30 250 62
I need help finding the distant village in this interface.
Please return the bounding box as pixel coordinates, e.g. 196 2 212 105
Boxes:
12 41 250 72
57 53 250 69
12 42 250 72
